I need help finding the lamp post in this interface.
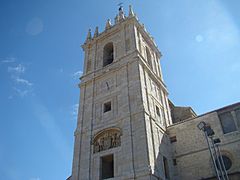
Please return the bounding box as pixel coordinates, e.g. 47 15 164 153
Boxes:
197 121 221 180
197 122 230 180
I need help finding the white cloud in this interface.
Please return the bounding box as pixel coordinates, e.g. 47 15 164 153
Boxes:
72 70 83 79
13 87 29 97
6 63 33 98
8 64 25 74
15 77 33 86
0 57 16 64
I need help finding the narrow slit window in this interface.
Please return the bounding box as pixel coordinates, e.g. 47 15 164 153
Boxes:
156 106 160 117
173 159 177 166
163 156 170 179
146 47 153 69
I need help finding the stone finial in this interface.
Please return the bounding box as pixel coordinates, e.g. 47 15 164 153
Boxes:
93 26 99 38
118 6 125 21
105 19 112 30
86 29 92 42
128 5 134 17
142 23 146 31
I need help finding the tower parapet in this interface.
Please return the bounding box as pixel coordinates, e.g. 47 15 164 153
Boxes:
82 5 162 81
83 5 157 49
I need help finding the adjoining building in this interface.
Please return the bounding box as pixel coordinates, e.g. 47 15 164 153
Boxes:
168 102 240 180
68 6 240 180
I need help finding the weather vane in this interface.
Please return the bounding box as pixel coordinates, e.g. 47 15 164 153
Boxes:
118 2 123 11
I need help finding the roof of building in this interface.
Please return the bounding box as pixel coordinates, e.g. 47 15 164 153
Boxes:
168 101 240 127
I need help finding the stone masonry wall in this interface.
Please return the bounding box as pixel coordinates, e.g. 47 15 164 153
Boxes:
168 111 240 180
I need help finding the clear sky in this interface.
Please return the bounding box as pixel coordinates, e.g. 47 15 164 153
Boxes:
0 0 240 180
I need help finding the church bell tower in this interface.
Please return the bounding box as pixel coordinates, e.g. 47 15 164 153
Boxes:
70 5 174 180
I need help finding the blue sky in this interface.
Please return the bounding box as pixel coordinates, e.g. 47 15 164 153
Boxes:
0 0 240 180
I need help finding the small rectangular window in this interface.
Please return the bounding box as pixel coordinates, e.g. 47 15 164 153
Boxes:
161 108 165 120
170 136 177 143
101 154 114 179
156 106 160 117
103 101 111 113
173 159 177 166
86 59 91 72
219 112 237 134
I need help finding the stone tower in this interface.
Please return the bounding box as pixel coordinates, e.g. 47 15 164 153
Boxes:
70 6 173 180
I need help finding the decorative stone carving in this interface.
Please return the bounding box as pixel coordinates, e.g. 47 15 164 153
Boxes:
93 129 121 153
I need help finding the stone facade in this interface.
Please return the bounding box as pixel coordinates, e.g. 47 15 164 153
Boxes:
70 6 173 180
168 103 240 180
68 6 240 180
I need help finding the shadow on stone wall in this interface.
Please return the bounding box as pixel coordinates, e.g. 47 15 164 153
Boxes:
150 131 174 180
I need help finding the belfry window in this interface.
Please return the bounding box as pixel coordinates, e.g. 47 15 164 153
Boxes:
103 42 114 67
100 154 114 179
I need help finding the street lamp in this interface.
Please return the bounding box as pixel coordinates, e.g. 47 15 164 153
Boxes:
197 121 221 180
197 122 229 180
197 121 206 130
